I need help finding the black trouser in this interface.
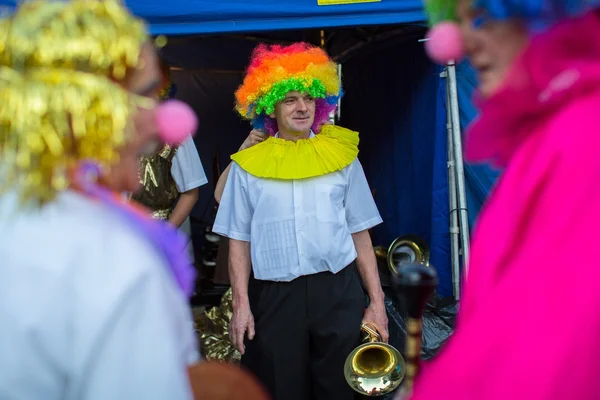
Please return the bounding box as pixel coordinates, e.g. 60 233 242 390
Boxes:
241 262 365 400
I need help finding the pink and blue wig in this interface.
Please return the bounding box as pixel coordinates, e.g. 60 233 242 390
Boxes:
426 0 600 30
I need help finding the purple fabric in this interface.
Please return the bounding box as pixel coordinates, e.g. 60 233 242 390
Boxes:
75 162 197 298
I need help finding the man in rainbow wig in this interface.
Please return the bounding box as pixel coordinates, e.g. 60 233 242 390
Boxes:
213 42 388 400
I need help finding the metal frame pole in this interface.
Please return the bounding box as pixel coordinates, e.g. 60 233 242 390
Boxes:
330 64 343 124
446 61 471 279
444 75 462 300
337 64 342 122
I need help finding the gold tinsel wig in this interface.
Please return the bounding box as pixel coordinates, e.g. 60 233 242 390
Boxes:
0 0 149 205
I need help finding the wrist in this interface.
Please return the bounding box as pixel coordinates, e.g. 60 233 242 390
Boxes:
368 289 385 306
232 292 250 309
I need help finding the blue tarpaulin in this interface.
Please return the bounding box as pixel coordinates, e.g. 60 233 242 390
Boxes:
456 63 501 229
130 0 426 35
1 0 500 297
2 0 425 34
431 62 501 294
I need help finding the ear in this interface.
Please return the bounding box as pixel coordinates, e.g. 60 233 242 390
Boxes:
269 113 276 119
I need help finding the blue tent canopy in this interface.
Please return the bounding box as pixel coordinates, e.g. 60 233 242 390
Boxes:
2 0 425 34
2 0 500 297
127 0 426 35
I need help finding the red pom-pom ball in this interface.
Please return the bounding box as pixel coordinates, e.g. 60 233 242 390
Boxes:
425 22 465 64
156 99 198 145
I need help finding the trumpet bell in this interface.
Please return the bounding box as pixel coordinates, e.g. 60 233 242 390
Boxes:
387 235 430 275
344 342 406 396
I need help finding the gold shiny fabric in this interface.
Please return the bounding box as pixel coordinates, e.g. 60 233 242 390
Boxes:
131 144 179 220
195 288 241 363
151 208 173 220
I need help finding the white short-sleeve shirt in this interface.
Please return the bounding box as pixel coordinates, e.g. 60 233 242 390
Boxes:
0 190 199 400
213 155 383 282
171 135 208 193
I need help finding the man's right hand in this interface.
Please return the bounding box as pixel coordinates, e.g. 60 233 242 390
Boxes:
239 129 268 151
230 300 255 355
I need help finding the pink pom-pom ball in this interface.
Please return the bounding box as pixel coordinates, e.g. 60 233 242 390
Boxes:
425 22 465 64
156 99 198 145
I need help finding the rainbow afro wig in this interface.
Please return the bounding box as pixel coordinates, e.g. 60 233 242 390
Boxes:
235 42 342 135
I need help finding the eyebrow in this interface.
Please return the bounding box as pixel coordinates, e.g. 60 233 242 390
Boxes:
285 94 313 100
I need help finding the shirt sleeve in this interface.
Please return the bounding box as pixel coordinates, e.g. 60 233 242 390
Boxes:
171 135 208 193
79 263 198 400
212 162 253 242
344 159 383 233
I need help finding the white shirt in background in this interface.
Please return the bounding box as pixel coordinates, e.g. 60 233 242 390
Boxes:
171 135 208 193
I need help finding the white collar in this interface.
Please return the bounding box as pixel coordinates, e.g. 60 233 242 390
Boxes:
274 130 315 139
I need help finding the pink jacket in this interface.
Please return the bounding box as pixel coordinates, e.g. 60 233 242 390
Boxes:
410 10 600 400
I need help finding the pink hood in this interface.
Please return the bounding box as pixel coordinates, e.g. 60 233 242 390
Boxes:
466 9 600 168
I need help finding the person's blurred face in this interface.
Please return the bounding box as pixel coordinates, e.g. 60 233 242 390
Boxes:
105 43 162 193
457 0 529 98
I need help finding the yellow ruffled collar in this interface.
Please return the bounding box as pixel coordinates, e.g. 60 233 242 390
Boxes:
231 124 359 180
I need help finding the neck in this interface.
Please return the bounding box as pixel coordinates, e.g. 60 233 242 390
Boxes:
278 128 310 142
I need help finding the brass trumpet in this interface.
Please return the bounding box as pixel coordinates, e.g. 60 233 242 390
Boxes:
344 323 406 396
386 235 430 275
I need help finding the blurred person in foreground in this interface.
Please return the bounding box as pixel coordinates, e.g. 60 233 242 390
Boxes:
401 1 600 399
0 1 201 399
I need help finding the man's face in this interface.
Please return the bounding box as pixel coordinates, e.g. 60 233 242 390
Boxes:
106 43 163 193
271 91 315 136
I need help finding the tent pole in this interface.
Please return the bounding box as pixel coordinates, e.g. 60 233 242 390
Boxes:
330 63 342 124
444 75 461 301
337 63 342 122
446 61 471 279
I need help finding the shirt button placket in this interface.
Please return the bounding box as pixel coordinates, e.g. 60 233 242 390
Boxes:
293 181 304 266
